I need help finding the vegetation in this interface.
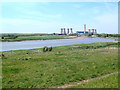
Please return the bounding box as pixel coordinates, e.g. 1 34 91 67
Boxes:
68 34 77 36
0 35 71 42
96 34 120 38
48 47 52 52
2 42 118 88
70 73 118 88
43 46 48 52
1 34 18 40
0 58 1 90
87 34 119 39
0 33 52 37
43 46 53 52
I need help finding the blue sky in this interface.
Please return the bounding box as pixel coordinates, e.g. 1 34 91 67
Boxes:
1 2 118 34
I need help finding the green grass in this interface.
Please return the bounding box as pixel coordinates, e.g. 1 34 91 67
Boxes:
70 73 118 88
0 59 1 90
1 35 71 41
2 42 118 88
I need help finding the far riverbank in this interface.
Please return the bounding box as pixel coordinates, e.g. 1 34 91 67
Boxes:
0 35 77 42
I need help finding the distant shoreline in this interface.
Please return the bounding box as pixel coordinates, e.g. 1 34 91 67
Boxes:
0 36 78 42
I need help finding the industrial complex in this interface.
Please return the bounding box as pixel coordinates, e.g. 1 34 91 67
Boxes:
60 24 97 35
60 28 73 35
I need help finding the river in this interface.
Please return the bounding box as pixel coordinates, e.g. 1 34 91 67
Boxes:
0 37 115 51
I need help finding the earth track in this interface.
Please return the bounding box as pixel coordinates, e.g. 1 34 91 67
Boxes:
55 72 118 88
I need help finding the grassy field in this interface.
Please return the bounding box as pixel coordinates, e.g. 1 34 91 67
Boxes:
0 60 1 90
2 42 118 88
0 35 74 42
70 73 118 88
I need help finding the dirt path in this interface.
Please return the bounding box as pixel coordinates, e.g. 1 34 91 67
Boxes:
55 72 118 88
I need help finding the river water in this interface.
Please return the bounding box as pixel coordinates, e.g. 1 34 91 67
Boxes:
0 37 115 51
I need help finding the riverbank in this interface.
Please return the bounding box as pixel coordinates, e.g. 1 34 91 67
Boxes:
2 42 118 88
0 36 77 42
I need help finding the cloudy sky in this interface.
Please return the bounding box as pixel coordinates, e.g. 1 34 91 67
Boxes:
1 1 118 34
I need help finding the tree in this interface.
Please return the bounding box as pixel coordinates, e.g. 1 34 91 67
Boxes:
53 33 56 35
106 34 109 37
7 34 18 39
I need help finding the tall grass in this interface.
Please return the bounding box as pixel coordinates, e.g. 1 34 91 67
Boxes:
2 42 118 88
70 73 118 88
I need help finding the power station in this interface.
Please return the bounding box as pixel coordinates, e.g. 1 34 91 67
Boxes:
60 24 97 35
60 28 73 35
77 24 97 35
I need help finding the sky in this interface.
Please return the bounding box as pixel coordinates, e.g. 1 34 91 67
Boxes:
0 2 118 34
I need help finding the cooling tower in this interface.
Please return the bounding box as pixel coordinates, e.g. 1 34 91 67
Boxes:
63 28 66 34
69 28 73 34
67 28 69 35
94 29 97 34
60 28 63 34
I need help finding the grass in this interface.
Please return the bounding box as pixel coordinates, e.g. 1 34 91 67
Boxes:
70 73 118 88
0 59 1 90
2 42 118 88
0 35 73 42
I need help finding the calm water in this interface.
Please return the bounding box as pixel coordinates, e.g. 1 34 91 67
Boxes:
1 37 115 51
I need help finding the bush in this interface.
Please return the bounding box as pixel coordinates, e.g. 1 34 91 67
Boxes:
43 46 48 52
18 57 32 60
7 34 18 39
1 37 4 39
90 74 97 78
0 54 5 57
48 47 52 51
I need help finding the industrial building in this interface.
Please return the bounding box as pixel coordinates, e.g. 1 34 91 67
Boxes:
60 24 97 35
76 24 97 35
60 28 73 35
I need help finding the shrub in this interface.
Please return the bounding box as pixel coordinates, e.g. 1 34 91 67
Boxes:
0 54 5 57
93 47 97 49
18 57 32 60
1 37 4 39
43 46 48 52
90 74 97 78
48 47 52 51
7 34 18 39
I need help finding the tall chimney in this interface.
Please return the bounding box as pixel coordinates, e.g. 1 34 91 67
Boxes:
84 24 86 34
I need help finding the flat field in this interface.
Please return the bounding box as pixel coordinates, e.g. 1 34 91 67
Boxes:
2 42 118 88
